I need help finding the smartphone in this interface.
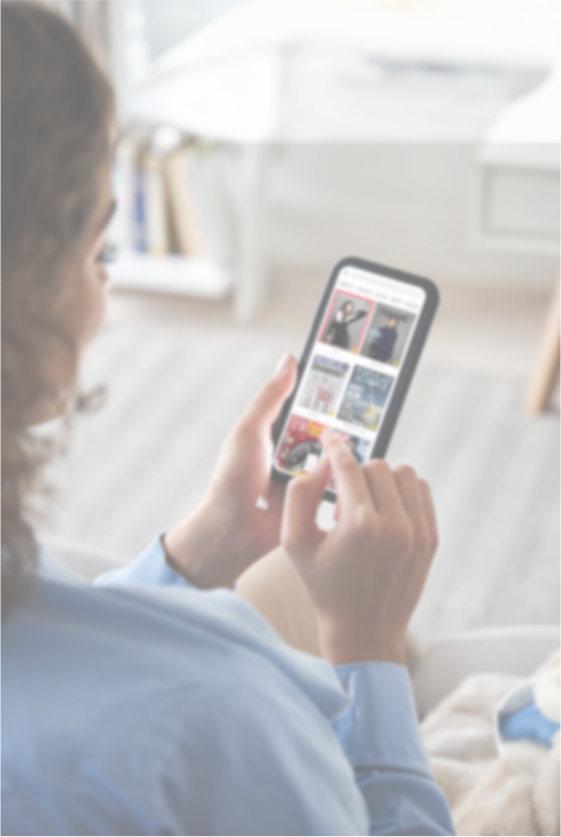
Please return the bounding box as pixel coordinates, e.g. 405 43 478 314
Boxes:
271 256 439 501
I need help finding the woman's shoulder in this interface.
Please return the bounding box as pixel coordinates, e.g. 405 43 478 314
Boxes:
2 575 358 836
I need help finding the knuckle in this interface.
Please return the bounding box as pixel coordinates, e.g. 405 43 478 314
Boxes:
416 526 432 554
431 530 440 554
367 458 391 475
389 517 413 553
394 464 417 482
354 506 376 538
365 459 391 483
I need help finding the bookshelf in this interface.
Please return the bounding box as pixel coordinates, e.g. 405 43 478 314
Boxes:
108 253 231 299
107 131 236 302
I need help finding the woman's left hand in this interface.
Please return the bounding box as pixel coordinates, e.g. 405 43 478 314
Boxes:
163 354 298 588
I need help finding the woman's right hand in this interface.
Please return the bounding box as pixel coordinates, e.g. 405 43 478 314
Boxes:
280 433 438 666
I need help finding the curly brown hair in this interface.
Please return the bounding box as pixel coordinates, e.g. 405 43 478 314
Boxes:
1 1 114 609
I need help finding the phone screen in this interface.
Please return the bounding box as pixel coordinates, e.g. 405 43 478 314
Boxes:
273 264 427 480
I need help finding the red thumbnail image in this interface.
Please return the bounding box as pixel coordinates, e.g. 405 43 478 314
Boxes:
275 415 326 476
275 415 372 481
319 289 374 354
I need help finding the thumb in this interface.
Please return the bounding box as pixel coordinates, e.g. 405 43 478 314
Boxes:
239 353 297 436
281 457 329 562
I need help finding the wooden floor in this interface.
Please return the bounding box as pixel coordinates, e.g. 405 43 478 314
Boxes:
108 267 558 379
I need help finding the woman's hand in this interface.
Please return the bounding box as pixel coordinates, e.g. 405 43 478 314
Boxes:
163 354 297 589
281 433 438 666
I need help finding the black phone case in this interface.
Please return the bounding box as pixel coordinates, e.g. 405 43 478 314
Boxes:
271 256 439 502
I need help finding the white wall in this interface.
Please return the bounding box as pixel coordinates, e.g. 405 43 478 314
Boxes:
264 143 559 287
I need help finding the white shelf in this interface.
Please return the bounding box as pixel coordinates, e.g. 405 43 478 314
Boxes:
108 253 232 299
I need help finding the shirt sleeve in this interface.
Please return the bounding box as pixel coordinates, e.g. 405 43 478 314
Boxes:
333 662 455 836
96 541 454 835
94 537 192 589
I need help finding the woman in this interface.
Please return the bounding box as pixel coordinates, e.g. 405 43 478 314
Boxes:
1 4 454 835
323 299 367 350
367 316 399 364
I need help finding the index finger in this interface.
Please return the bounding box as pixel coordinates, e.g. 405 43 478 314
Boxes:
237 355 298 437
419 479 438 546
323 434 372 516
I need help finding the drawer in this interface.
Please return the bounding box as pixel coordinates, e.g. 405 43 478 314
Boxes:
484 167 559 236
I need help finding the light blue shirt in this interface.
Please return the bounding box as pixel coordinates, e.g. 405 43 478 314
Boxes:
2 538 454 836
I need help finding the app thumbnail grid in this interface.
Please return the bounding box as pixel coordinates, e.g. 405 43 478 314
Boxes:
274 272 423 480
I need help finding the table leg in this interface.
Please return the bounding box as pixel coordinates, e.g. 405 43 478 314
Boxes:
233 144 270 322
524 280 560 413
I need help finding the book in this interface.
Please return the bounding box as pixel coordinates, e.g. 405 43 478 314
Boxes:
142 149 169 257
112 137 137 255
163 141 233 263
112 131 232 265
183 143 233 266
133 164 146 253
113 132 162 257
163 145 207 258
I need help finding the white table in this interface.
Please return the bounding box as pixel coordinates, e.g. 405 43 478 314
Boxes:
116 0 559 320
471 67 560 411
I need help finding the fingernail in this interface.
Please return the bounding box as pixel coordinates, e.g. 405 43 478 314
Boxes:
275 353 291 377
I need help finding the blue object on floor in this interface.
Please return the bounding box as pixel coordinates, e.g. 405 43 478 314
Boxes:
500 702 560 748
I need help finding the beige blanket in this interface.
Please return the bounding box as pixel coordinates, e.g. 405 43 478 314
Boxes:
236 551 559 834
421 652 560 836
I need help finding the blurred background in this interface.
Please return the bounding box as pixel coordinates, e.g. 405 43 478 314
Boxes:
42 0 559 641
